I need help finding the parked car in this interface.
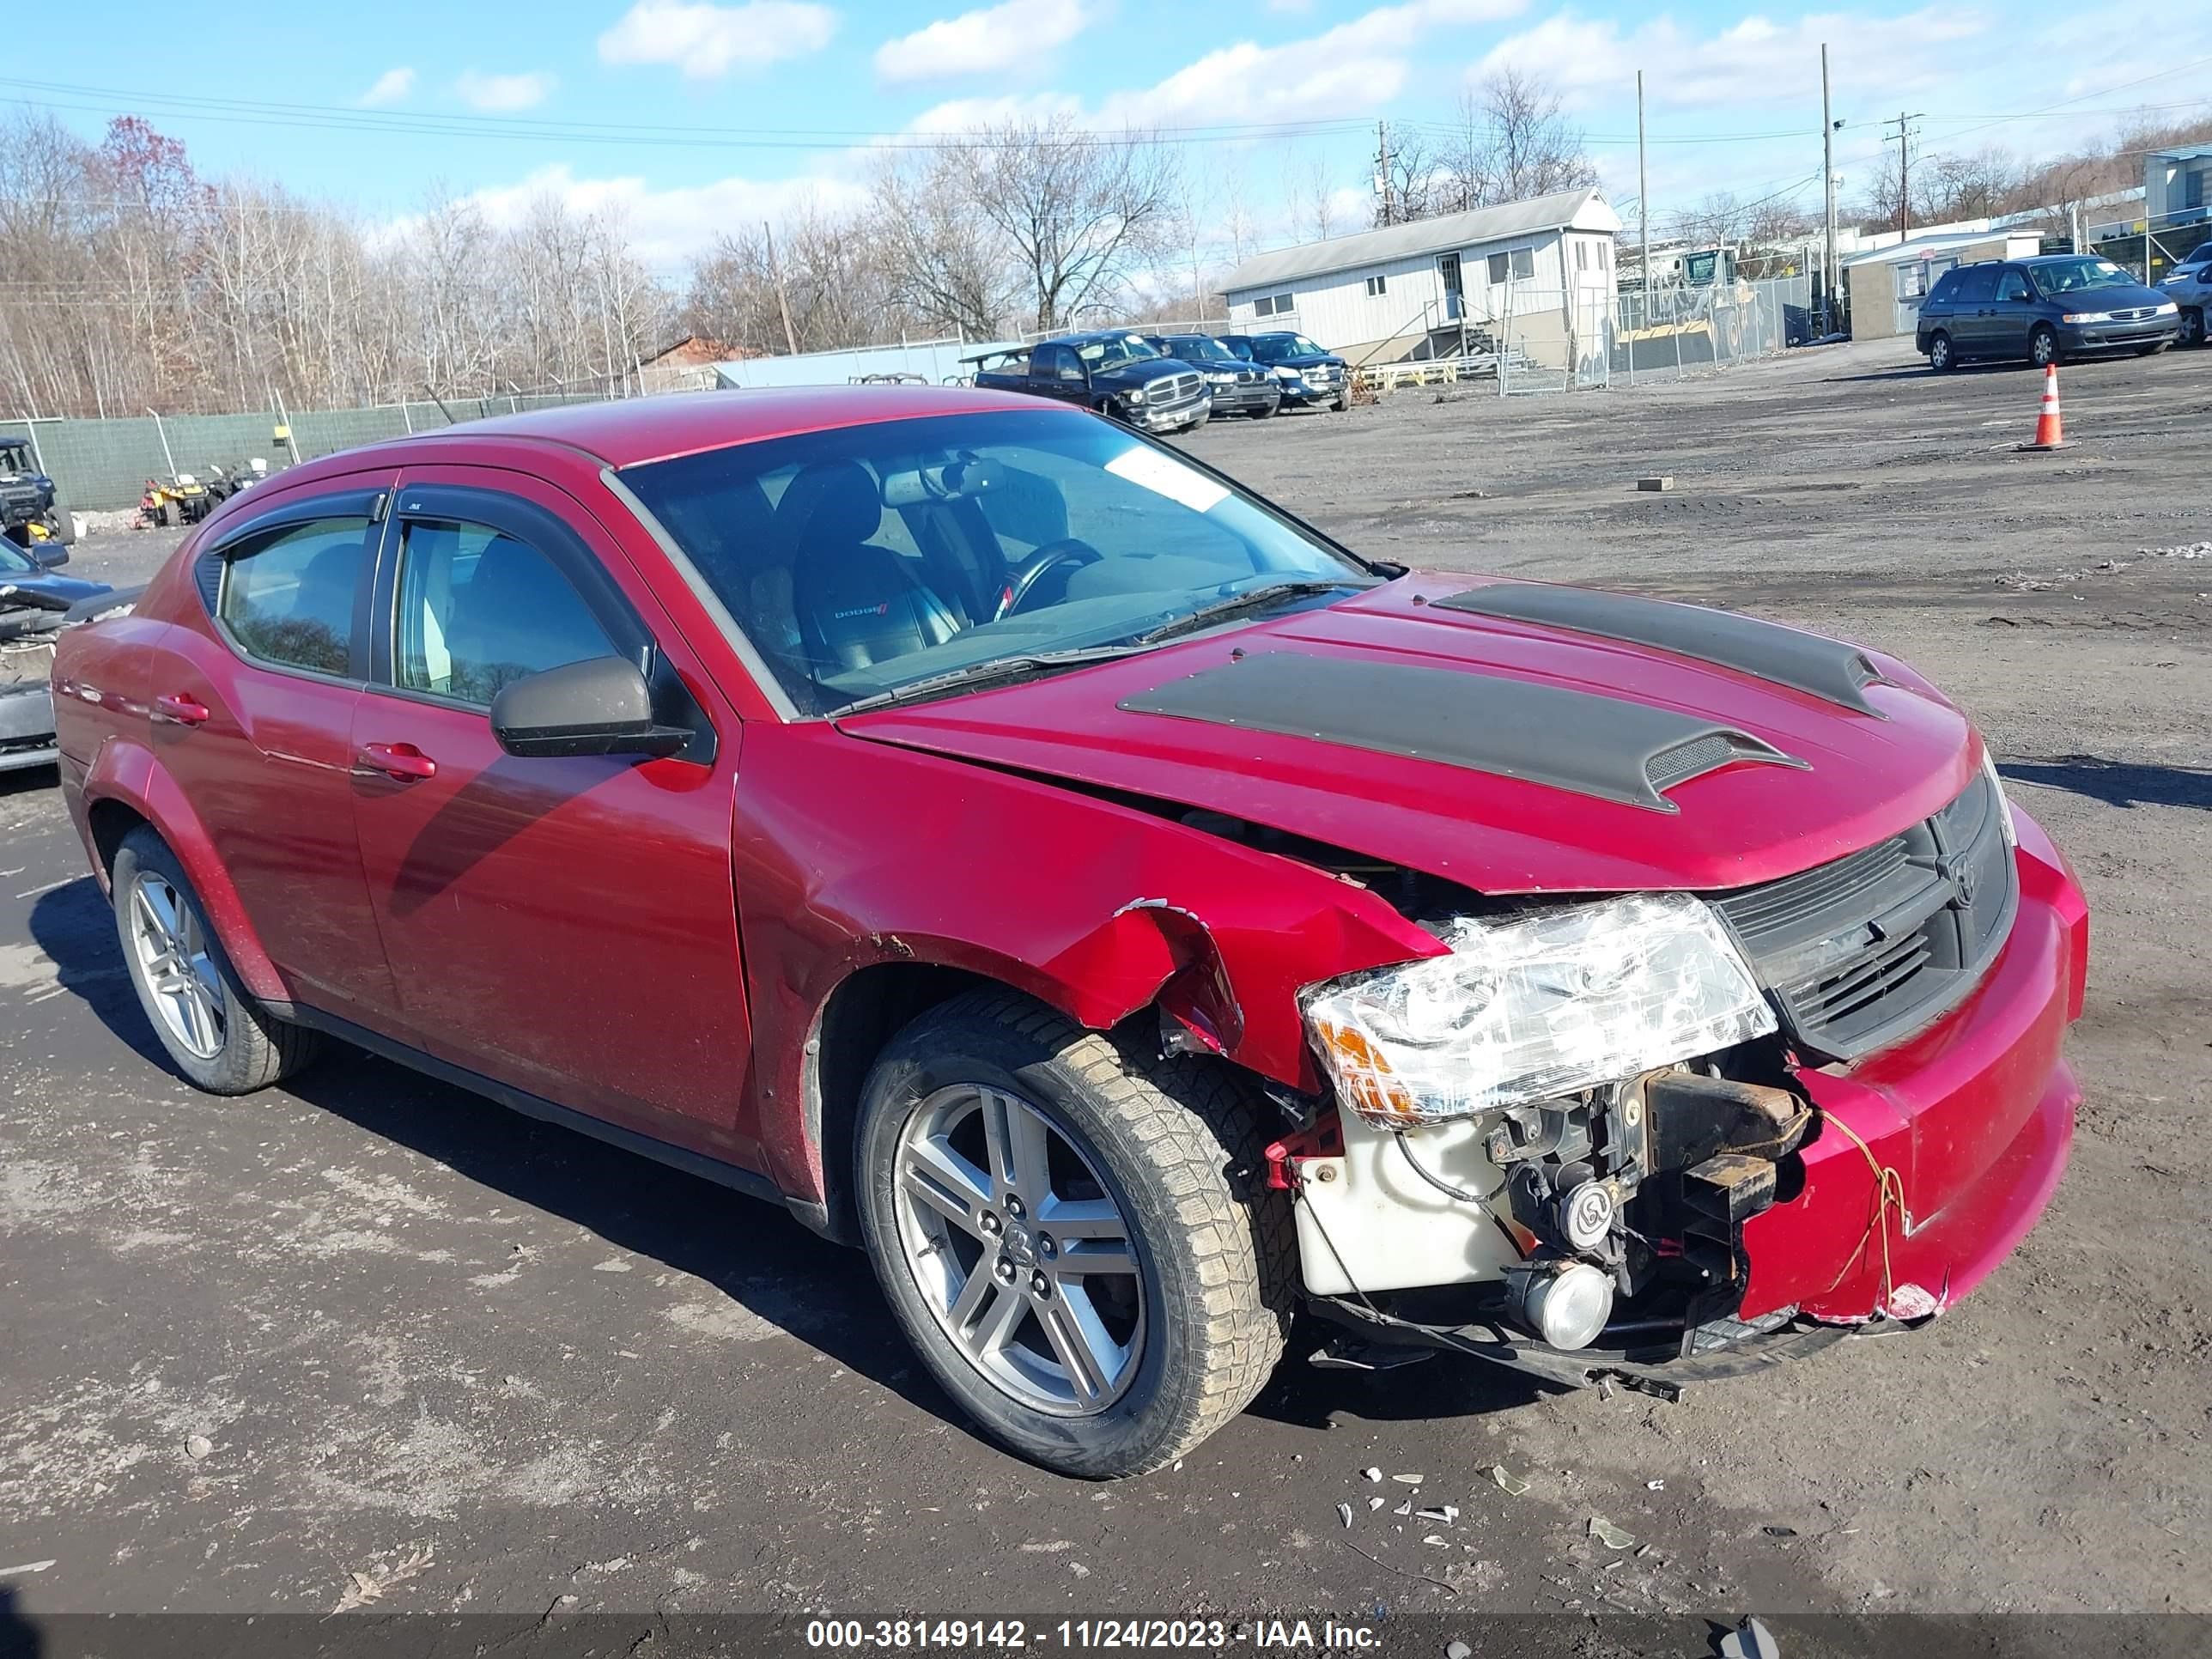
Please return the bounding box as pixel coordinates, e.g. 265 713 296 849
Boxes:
0 434 76 550
967 331 1211 433
1917 254 2179 370
1246 331 1351 410
2160 244 2212 348
1144 334 1280 418
2 538 112 773
52 388 2087 1478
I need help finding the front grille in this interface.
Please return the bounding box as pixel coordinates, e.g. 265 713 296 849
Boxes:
1158 372 1202 404
2112 307 2154 320
1709 769 2018 1060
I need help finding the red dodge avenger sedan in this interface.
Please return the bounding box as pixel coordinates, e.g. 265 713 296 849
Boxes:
52 387 2087 1477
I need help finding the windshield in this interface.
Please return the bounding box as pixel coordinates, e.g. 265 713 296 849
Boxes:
1075 335 1160 369
1251 334 1326 363
620 408 1373 716
1163 337 1235 364
2033 258 2132 294
0 538 39 574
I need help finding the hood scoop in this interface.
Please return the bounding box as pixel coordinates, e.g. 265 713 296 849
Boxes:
1433 581 1890 718
1119 652 1803 813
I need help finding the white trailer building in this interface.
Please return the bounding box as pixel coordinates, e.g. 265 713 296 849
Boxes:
1218 189 1624 369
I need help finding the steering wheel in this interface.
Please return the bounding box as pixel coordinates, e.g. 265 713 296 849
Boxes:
994 538 1104 620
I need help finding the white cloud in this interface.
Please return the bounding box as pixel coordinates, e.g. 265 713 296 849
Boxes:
454 70 556 112
357 67 416 108
1476 9 1986 112
875 0 1093 84
907 0 1524 133
598 0 840 79
1267 0 1317 12
457 163 872 270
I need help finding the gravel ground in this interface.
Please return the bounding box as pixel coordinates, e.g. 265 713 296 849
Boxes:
2 337 2206 1652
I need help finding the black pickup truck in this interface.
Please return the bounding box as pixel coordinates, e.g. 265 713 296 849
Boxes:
965 331 1212 434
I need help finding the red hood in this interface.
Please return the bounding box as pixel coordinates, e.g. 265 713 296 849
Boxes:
838 575 1980 896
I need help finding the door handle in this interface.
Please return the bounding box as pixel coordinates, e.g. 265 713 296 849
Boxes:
359 741 437 781
154 692 210 726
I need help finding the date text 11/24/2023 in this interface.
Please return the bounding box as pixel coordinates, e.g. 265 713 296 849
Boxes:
803 1618 1382 1649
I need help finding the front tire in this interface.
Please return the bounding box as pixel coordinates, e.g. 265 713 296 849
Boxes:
2030 325 2060 368
1927 331 1955 372
2180 307 2204 349
854 990 1293 1479
112 828 320 1094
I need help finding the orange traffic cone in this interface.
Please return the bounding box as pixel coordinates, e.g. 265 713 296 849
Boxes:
2018 363 2068 452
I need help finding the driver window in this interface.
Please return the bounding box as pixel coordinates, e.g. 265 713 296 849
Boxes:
393 519 620 707
1995 270 2030 302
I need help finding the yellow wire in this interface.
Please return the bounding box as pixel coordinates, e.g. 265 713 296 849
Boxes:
1817 1111 1911 1316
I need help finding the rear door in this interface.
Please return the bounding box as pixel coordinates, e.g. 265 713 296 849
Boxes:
1989 267 2036 357
344 466 759 1162
1030 343 1089 405
151 475 398 1015
1947 266 1998 353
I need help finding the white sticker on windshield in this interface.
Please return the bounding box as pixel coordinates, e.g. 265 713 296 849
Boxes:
1105 445 1230 514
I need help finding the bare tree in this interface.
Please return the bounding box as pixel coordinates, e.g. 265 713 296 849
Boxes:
1401 71 1599 226
868 149 1019 339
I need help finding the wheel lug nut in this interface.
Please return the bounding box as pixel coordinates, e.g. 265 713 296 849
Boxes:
1004 1195 1024 1218
995 1256 1016 1282
1030 1270 1050 1296
1037 1234 1055 1258
981 1212 1001 1235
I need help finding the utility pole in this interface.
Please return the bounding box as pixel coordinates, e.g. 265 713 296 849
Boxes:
1375 119 1394 226
1637 70 1650 319
763 221 799 357
1887 111 1923 239
1820 45 1838 334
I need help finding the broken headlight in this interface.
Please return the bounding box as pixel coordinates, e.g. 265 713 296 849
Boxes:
1300 892 1777 1128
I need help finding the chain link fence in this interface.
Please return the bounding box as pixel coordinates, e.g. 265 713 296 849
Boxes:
1353 275 1816 398
3 388 624 514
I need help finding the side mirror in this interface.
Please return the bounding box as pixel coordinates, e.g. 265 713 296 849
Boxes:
489 656 689 760
29 541 69 568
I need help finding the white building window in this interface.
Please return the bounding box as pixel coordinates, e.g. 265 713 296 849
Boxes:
1364 273 1388 296
1253 291 1295 317
1512 246 1534 279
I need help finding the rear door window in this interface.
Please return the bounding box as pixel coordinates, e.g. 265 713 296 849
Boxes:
217 515 371 678
1952 268 1997 303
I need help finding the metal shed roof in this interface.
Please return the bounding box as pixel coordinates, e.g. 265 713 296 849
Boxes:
1222 189 1620 294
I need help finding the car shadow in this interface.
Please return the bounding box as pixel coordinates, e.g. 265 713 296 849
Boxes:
1820 362 2023 384
24 876 1547 1462
2001 755 2212 812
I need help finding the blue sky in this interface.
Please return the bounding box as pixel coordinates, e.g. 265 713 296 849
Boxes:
27 0 2212 275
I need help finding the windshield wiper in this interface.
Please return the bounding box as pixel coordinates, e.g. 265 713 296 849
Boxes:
833 644 1154 717
1132 579 1364 646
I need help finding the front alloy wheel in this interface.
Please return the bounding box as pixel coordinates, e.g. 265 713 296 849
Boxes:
855 990 1293 1478
2030 325 2059 368
895 1084 1144 1413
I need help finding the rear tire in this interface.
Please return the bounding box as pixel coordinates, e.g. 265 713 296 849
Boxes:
854 989 1294 1479
2030 325 2059 368
112 828 321 1094
1927 331 1955 372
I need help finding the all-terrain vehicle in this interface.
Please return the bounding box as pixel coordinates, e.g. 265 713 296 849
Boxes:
0 435 75 550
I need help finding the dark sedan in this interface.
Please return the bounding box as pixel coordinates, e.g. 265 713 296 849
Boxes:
1144 335 1281 418
1917 255 2179 370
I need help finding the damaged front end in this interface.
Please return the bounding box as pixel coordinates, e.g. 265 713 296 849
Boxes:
1264 758 2076 1395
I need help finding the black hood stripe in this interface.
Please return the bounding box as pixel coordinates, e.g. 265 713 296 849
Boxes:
1118 652 1804 813
1434 582 1889 719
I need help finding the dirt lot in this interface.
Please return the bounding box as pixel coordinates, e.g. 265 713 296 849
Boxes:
2 337 2206 1651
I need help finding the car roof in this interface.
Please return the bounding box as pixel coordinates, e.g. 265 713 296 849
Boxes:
386 384 1050 470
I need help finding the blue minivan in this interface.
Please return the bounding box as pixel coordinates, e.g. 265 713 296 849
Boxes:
1916 254 2179 370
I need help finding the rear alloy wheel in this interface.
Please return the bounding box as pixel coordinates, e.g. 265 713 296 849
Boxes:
2180 307 2204 349
2030 325 2060 368
1927 331 1955 372
854 990 1293 1478
112 827 319 1094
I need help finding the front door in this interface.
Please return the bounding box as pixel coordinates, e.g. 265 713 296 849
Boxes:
1030 343 1090 405
344 467 758 1163
1437 253 1464 321
149 474 399 1016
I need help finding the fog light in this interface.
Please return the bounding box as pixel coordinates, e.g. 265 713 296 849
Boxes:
1506 1258 1615 1351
